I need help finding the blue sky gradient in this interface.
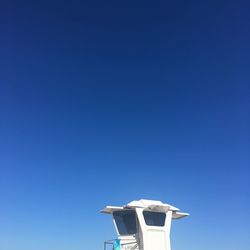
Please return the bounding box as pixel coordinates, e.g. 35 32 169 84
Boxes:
0 1 249 250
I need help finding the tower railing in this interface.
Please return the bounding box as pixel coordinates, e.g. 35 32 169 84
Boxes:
104 239 138 250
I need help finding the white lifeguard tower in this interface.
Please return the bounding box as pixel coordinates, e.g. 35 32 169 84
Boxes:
101 199 189 250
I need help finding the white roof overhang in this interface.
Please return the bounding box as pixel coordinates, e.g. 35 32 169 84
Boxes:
101 199 189 219
101 206 124 214
172 212 189 219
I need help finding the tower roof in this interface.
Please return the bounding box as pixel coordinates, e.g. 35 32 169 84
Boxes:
101 199 189 219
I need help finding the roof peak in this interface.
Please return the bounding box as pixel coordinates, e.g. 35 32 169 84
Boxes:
126 199 179 211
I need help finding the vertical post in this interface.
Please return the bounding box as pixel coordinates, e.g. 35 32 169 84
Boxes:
165 211 173 250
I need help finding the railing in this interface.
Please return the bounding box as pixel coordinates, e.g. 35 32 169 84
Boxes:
104 239 138 250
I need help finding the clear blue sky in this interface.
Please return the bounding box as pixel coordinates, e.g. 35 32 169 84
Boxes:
0 1 249 250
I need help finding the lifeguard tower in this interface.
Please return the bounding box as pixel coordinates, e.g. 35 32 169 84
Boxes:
101 199 189 250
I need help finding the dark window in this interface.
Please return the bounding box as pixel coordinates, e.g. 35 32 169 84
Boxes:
143 211 166 226
113 210 137 235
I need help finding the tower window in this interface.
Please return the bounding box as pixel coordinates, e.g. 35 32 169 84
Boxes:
143 211 166 226
113 210 137 235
